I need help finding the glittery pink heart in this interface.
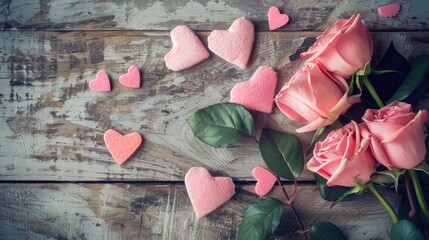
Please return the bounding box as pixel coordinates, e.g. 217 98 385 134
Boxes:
252 166 277 196
378 3 401 18
164 25 210 71
268 6 289 30
230 66 278 113
104 129 142 165
89 70 111 92
208 17 254 69
119 66 141 88
185 167 235 218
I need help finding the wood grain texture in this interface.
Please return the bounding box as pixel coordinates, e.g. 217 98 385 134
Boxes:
0 0 9 30
0 183 401 240
4 0 429 31
1 31 428 181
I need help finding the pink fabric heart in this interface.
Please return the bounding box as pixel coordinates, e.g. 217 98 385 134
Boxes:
378 3 400 18
185 167 235 218
230 66 278 113
104 129 142 165
89 70 111 92
268 6 289 30
208 17 254 69
164 25 210 71
119 66 141 88
252 166 277 196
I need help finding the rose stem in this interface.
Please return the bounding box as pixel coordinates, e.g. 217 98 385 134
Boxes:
276 176 308 240
361 75 384 108
368 182 399 223
404 172 429 238
409 169 429 224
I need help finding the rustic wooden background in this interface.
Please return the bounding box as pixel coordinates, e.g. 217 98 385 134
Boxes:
0 0 428 239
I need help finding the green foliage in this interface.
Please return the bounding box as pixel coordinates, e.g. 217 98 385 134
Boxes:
186 103 256 147
372 169 406 191
309 222 347 240
259 129 304 179
331 182 367 208
363 42 411 108
386 55 429 105
413 162 429 178
314 174 357 202
389 220 424 240
237 198 284 240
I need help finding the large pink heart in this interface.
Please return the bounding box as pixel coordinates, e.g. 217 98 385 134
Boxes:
119 65 141 88
252 166 277 196
208 17 254 69
164 25 210 71
185 167 235 218
89 70 111 92
104 129 142 165
268 6 289 30
230 66 278 113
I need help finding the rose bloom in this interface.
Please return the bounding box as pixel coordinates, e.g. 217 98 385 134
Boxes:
362 101 429 170
300 14 373 79
307 121 376 187
275 63 360 133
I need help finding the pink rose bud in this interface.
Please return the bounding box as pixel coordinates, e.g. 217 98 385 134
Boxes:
362 101 429 170
307 121 377 187
275 63 360 133
300 14 373 79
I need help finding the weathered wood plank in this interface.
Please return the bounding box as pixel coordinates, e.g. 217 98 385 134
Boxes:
0 0 9 30
0 183 401 240
5 0 429 31
1 31 428 181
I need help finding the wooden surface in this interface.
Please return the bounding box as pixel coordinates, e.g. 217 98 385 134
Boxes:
1 0 429 239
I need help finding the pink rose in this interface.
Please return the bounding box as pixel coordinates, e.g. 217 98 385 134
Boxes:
275 63 360 133
300 14 373 79
362 101 429 169
307 121 376 187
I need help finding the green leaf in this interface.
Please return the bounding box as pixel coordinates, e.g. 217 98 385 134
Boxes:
386 55 429 105
309 222 347 240
363 42 411 108
389 220 424 240
372 169 406 191
314 174 357 202
307 126 327 155
237 198 284 240
186 103 256 147
332 183 366 208
259 129 304 179
413 162 429 177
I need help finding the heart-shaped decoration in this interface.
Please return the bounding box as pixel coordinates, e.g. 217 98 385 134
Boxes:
268 6 289 30
230 66 278 113
378 3 400 18
208 17 254 69
104 129 142 165
185 167 235 218
164 25 210 71
119 65 141 88
252 166 277 196
89 70 111 92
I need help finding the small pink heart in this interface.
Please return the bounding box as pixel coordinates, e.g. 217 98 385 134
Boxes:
164 25 210 71
208 18 254 69
185 167 235 218
378 3 400 18
119 66 141 88
252 166 277 196
268 6 289 30
230 66 278 113
104 129 142 165
89 70 111 92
